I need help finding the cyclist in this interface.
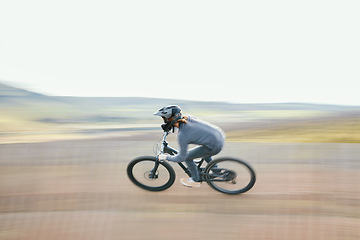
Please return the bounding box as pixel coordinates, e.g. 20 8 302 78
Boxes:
154 105 225 188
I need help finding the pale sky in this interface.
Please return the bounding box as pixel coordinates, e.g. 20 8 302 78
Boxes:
0 0 359 105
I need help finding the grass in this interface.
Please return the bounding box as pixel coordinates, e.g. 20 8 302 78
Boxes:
227 114 360 143
1 104 360 143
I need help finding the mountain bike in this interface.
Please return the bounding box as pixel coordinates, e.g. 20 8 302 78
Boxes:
127 131 256 194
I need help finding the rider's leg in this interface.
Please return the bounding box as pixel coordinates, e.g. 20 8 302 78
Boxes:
185 146 213 182
204 156 212 163
203 156 220 173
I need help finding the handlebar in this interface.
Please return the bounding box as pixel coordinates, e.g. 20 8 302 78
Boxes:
160 131 169 154
162 131 169 141
157 131 178 157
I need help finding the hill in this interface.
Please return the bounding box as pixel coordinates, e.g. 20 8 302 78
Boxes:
1 81 360 143
2 82 358 111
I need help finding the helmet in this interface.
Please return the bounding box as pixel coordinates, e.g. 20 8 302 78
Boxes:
153 105 183 132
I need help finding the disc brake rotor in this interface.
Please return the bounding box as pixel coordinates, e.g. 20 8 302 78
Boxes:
144 171 158 181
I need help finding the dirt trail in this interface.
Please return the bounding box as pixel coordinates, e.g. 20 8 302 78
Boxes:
0 139 359 240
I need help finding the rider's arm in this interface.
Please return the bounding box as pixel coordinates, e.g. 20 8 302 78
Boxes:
166 138 188 162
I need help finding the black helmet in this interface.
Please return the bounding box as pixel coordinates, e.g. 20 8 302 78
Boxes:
153 105 183 132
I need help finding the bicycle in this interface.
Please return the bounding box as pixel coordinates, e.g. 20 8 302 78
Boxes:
127 131 256 194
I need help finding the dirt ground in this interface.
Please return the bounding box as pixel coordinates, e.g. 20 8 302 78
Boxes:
0 137 359 240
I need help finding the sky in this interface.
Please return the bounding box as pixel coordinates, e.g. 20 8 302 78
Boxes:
0 0 359 105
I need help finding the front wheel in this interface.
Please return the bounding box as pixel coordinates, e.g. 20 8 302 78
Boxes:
127 156 176 191
204 157 256 195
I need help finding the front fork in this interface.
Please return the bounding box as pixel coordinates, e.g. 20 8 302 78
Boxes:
149 161 160 179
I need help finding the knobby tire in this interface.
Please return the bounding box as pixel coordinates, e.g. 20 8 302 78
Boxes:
127 156 176 191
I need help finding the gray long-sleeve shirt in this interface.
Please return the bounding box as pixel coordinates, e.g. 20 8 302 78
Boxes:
166 116 225 162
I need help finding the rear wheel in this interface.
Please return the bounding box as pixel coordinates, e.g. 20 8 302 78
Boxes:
204 157 256 194
127 156 175 191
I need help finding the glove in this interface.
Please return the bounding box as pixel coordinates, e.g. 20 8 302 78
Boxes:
157 154 168 161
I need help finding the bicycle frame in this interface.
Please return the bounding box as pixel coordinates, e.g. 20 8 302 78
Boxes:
152 131 208 180
127 131 256 194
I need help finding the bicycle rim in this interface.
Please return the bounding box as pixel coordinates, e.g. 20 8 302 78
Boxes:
205 157 256 194
127 156 175 191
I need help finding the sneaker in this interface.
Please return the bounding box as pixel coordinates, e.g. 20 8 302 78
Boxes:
180 178 201 188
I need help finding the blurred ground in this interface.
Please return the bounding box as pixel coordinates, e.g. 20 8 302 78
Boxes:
0 136 359 240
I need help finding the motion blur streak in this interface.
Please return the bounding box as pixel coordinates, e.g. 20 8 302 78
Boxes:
1 83 359 239
0 141 359 240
